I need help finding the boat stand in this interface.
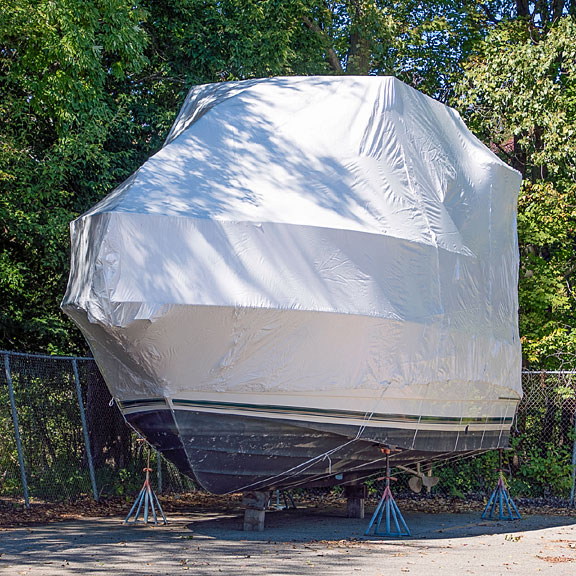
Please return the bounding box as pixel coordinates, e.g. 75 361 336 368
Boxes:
124 451 167 525
345 483 366 519
365 449 411 537
481 449 521 521
243 491 268 531
268 489 297 511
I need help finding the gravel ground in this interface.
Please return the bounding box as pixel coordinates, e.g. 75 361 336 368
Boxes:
1 504 575 575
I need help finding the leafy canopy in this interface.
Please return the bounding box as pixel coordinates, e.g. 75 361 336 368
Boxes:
1 0 576 368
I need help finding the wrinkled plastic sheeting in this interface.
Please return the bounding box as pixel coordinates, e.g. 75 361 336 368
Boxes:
62 76 522 401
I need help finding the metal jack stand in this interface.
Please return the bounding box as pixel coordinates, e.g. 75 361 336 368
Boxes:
481 449 521 521
124 449 167 525
269 489 297 511
366 449 411 537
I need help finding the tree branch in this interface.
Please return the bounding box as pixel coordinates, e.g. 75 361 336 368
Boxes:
479 3 501 25
302 15 343 74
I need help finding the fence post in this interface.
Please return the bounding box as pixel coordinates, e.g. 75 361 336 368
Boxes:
72 359 99 502
4 354 30 508
571 402 576 508
157 449 163 494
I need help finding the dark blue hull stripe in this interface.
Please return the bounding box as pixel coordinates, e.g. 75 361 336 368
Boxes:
118 398 514 426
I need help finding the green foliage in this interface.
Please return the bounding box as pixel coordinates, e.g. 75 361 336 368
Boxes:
0 365 91 499
516 181 576 366
96 463 150 498
408 439 573 500
457 17 576 183
383 0 495 101
0 0 574 448
456 13 576 369
432 451 500 498
512 443 574 497
1 0 149 353
2 0 574 502
4 1 571 363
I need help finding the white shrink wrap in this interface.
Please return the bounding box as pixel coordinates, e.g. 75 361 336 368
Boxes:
63 76 522 493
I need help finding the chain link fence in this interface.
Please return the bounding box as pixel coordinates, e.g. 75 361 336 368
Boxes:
392 371 576 505
0 351 194 505
1 350 575 507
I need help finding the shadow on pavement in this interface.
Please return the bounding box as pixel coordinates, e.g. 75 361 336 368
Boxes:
183 505 575 542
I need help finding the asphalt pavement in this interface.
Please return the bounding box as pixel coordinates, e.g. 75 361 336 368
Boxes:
1 505 575 575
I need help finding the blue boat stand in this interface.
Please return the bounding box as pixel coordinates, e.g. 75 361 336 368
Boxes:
365 448 411 537
481 449 521 521
124 449 167 525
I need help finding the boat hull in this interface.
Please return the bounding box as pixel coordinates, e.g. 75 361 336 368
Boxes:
63 303 520 493
122 403 512 494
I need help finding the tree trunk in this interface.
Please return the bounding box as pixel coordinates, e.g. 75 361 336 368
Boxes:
552 0 566 21
347 31 370 75
560 397 576 446
512 134 527 177
302 16 343 74
346 1 371 75
516 0 531 18
532 125 547 180
536 0 550 26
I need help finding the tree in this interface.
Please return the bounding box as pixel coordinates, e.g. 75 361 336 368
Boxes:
0 0 149 353
0 0 390 353
456 6 576 368
2 0 574 364
137 1 490 98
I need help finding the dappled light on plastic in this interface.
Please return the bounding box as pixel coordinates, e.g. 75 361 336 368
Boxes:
62 76 522 494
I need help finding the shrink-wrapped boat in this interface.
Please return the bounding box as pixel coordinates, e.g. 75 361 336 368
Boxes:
62 76 522 494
